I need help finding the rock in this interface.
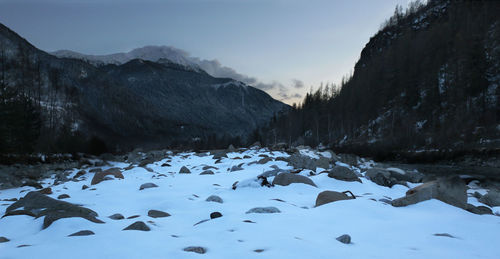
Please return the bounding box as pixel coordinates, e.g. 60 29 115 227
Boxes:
161 163 171 167
227 144 236 152
179 166 191 174
210 212 222 219
257 157 273 164
365 168 400 187
386 167 424 183
68 230 95 237
200 170 214 175
73 170 86 179
0 236 9 243
210 150 228 160
391 176 467 209
3 191 103 229
336 234 351 244
466 204 493 215
183 246 207 254
91 168 124 185
272 173 317 187
315 191 355 207
202 165 218 170
433 233 456 238
89 168 102 173
139 183 158 190
21 180 43 189
148 210 170 218
109 213 125 220
328 166 361 183
254 249 265 253
246 207 281 214
57 194 70 199
478 190 500 207
338 153 359 166
139 157 155 167
206 195 223 203
230 165 244 172
288 152 329 171
38 187 53 194
127 215 140 219
82 185 89 190
123 221 150 231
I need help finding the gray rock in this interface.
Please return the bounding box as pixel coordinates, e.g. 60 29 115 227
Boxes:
272 173 317 187
179 166 191 174
109 213 125 220
433 233 456 238
466 204 493 215
365 168 398 187
230 165 244 172
210 212 222 219
202 165 218 170
246 207 281 214
139 183 158 190
0 237 9 243
123 221 150 231
206 195 223 203
338 153 359 166
391 176 467 209
315 191 355 207
336 234 351 244
200 170 214 175
57 194 70 199
68 230 95 237
386 168 424 183
91 168 124 185
478 190 500 207
328 166 361 183
288 152 330 171
3 191 103 229
148 210 170 218
183 246 207 254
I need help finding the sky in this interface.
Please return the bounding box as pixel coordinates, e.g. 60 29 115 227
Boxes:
0 0 414 104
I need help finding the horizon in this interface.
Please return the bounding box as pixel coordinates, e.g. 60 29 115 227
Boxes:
0 0 413 104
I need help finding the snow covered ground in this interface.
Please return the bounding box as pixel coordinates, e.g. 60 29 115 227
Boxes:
0 148 499 258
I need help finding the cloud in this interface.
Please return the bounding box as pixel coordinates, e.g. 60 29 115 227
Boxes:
291 79 304 89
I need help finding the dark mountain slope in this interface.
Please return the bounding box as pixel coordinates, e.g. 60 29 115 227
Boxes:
0 23 288 153
261 0 500 160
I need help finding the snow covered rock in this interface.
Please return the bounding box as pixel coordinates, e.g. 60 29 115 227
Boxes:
3 191 103 229
68 230 95 237
391 176 467 209
328 166 362 183
315 191 355 207
386 167 424 183
272 173 317 187
288 152 330 171
139 183 158 190
179 166 191 174
123 221 150 231
246 207 281 214
478 190 500 207
91 168 124 185
148 210 170 218
206 195 223 203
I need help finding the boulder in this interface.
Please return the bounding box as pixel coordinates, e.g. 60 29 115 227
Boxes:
68 230 95 237
365 168 399 187
315 191 355 207
328 166 361 183
200 170 214 175
230 165 244 172
246 207 281 214
148 210 170 218
391 176 467 209
179 166 191 174
272 173 317 187
206 195 223 203
123 221 150 231
57 194 70 199
386 167 424 183
109 213 125 220
210 212 222 219
139 183 158 190
336 234 351 244
91 168 124 185
288 152 329 171
183 246 207 254
466 204 493 215
0 237 9 243
202 165 218 170
210 150 228 160
478 190 500 207
3 191 103 229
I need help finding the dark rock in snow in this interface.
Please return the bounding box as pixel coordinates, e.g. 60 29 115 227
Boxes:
200 170 214 175
179 166 191 174
391 176 467 209
38 187 52 194
139 183 158 190
82 185 89 190
336 234 351 244
315 191 355 207
202 165 218 170
183 246 207 254
272 173 317 187
206 195 223 203
123 221 150 231
127 215 140 219
57 194 70 199
109 213 125 220
3 191 103 229
246 207 281 214
0 236 9 243
148 210 171 218
230 165 244 172
288 152 329 171
328 166 361 183
433 233 456 238
210 212 222 219
91 168 124 185
365 168 399 187
68 230 95 237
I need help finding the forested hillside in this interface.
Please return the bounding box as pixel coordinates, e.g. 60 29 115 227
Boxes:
257 0 500 160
